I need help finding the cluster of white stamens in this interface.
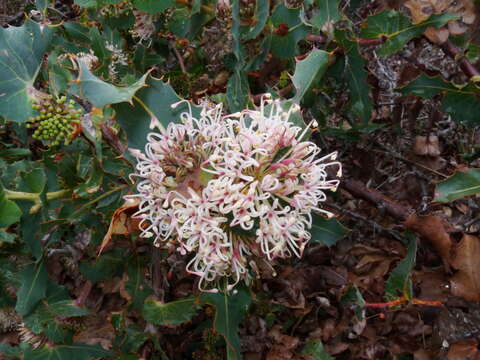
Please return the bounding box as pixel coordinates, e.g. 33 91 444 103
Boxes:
128 97 341 292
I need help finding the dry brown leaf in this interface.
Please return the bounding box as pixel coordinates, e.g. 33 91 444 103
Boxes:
414 348 433 360
447 339 480 360
450 234 480 301
405 0 476 43
424 27 450 44
404 214 453 265
73 320 115 350
266 325 299 360
99 198 140 254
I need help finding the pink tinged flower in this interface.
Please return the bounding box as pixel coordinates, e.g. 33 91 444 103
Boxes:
128 97 341 291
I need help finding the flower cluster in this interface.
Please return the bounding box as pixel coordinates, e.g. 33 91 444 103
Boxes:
129 97 341 292
27 95 82 146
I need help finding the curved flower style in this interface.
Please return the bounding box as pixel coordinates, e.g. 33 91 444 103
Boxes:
128 97 341 292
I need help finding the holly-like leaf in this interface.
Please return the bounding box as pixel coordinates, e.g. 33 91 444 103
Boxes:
227 1 249 112
399 74 480 126
270 4 310 59
143 298 200 325
335 30 373 124
72 61 149 108
201 286 251 360
385 235 417 301
114 77 198 152
22 168 47 193
0 20 53 122
15 262 48 316
310 214 349 247
310 0 341 29
434 168 480 202
0 187 22 228
125 256 153 310
242 0 269 40
25 299 90 342
24 343 114 360
360 11 458 57
301 339 334 360
132 0 174 14
227 71 249 112
0 229 15 244
292 49 330 103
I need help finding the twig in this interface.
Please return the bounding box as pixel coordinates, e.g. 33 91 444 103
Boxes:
342 179 412 221
326 202 406 242
356 36 387 46
441 40 480 80
170 40 187 74
372 142 448 179
365 296 443 309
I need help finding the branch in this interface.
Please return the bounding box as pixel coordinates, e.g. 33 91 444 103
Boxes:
4 189 72 214
342 179 454 266
441 40 480 80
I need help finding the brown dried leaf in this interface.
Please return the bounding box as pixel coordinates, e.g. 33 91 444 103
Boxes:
73 319 115 350
424 27 450 44
413 136 441 156
405 0 430 23
404 214 453 266
450 234 480 301
99 198 140 254
447 339 480 360
266 325 299 360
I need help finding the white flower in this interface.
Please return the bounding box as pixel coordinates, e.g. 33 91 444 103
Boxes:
128 97 341 292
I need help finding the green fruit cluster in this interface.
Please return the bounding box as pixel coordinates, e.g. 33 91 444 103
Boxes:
27 95 82 146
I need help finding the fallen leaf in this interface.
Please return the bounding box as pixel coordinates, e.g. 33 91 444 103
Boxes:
447 339 480 360
99 198 140 254
450 234 480 301
73 318 115 350
404 214 453 266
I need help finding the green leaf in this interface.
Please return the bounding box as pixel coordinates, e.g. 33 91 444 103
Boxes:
24 343 114 360
242 1 269 40
36 0 49 12
399 74 480 126
143 298 201 325
0 187 23 227
72 61 149 108
434 168 480 202
227 0 249 112
310 214 348 247
126 256 153 310
114 77 198 152
335 30 373 123
15 262 48 316
21 211 43 260
0 147 32 158
270 4 310 58
292 49 330 103
227 71 249 112
0 344 27 358
0 20 53 122
201 286 252 360
360 11 458 57
22 168 47 193
385 235 417 301
340 285 365 319
132 0 174 14
301 339 334 360
79 249 124 284
0 229 15 243
25 299 90 342
310 0 341 29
